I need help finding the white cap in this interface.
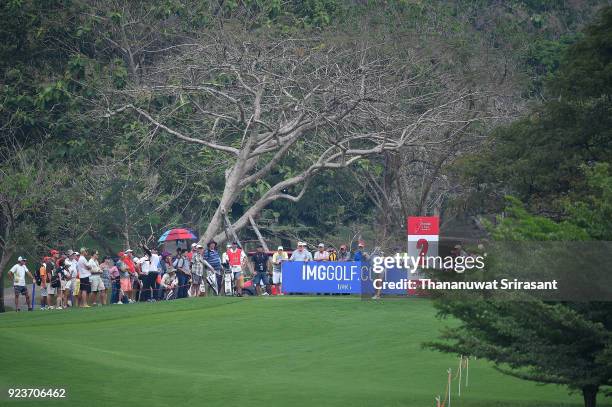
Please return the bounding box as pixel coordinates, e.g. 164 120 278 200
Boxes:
191 243 197 247
125 249 133 253
196 244 204 249
278 246 284 250
18 256 26 261
226 244 232 248
297 241 305 246
318 243 324 248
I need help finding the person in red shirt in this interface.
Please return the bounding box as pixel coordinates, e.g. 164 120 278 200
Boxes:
225 241 247 297
186 242 196 261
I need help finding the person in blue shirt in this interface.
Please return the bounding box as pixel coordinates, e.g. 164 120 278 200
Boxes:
353 241 366 262
204 240 222 295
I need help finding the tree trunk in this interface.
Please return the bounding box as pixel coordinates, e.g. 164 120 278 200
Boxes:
200 160 246 244
0 270 4 313
582 385 598 407
0 247 15 313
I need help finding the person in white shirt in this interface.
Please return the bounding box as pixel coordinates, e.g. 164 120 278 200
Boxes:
149 248 160 301
159 269 177 300
64 251 79 307
141 245 160 302
313 243 330 261
290 242 313 262
77 248 92 308
272 246 288 295
88 251 105 306
8 256 34 311
138 255 155 302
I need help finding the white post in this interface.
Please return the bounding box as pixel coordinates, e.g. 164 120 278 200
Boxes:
466 357 469 387
458 356 462 397
447 368 452 407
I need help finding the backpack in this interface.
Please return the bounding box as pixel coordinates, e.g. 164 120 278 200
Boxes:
35 265 43 286
50 264 61 288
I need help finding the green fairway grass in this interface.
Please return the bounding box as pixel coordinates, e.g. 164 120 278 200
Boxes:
0 297 590 407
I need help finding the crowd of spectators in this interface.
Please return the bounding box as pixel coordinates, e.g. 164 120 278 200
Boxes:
6 240 368 311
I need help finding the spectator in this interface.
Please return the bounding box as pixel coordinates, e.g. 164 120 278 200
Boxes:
55 255 70 309
89 251 105 306
118 252 133 304
250 245 271 296
328 247 338 261
173 248 190 299
38 258 49 310
100 257 115 305
160 268 177 300
190 244 207 297
138 254 153 302
204 240 222 296
290 242 313 261
338 244 350 261
221 243 231 266
225 241 246 297
149 248 160 301
133 255 144 301
121 249 137 303
158 254 172 299
314 243 329 261
353 241 366 262
49 249 64 267
272 246 288 295
77 248 92 308
65 251 79 307
8 256 34 312
187 242 196 261
46 251 60 309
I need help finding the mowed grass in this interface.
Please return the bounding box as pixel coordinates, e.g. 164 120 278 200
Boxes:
0 297 587 407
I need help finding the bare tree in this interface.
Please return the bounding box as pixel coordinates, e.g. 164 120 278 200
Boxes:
0 146 63 312
101 33 499 244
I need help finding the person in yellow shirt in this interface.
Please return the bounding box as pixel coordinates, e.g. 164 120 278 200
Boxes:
272 246 288 295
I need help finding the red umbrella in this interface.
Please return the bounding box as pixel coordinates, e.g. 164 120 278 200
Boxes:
158 228 197 242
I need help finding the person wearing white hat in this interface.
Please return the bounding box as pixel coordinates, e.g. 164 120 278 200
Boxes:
290 242 312 262
8 256 34 311
188 242 197 262
190 244 207 297
272 246 288 295
314 243 329 262
159 268 178 300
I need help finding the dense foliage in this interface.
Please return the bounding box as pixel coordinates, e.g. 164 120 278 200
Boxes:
0 0 608 305
428 8 612 406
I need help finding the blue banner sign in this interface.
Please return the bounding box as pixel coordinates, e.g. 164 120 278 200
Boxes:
282 261 364 294
282 261 419 295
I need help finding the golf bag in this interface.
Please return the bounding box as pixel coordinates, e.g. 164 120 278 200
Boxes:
205 269 219 296
165 286 177 300
223 266 234 296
